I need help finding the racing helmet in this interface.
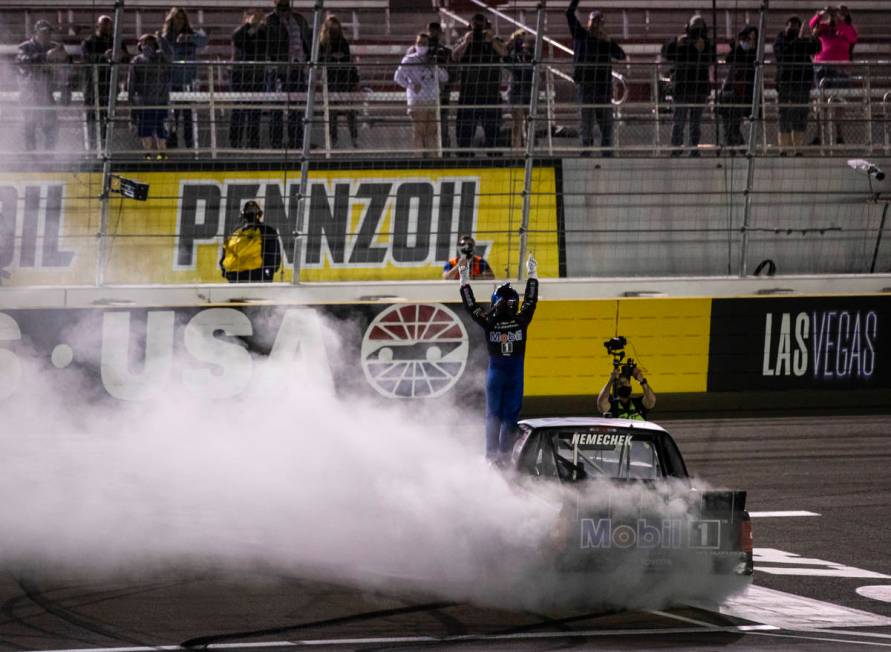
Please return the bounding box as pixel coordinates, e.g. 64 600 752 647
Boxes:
491 282 520 316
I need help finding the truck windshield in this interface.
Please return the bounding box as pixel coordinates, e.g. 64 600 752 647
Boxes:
520 427 664 481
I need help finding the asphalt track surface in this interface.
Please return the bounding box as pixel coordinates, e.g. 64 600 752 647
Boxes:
2 415 891 652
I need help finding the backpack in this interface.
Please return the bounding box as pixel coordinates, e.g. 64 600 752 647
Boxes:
221 225 263 273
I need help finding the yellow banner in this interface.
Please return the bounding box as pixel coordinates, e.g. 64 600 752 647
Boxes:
0 167 559 285
525 298 712 396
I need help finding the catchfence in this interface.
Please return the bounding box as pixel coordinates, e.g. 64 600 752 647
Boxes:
0 1 889 286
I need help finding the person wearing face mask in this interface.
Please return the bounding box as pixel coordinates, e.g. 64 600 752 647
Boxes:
597 365 655 420
716 25 758 153
82 16 130 151
442 234 494 280
451 14 506 154
264 0 312 149
774 16 820 155
426 22 453 153
128 34 171 159
319 15 359 148
458 254 538 462
159 7 207 150
661 15 715 157
395 32 449 156
16 20 70 152
219 200 282 282
506 30 535 150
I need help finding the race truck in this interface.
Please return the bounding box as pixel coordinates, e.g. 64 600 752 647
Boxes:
510 417 754 583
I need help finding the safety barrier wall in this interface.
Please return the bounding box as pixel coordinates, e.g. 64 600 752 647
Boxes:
0 287 887 410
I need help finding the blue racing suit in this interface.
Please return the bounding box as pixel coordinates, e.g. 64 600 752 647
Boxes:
460 278 538 459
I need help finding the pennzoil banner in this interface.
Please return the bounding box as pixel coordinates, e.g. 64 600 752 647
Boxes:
0 165 561 285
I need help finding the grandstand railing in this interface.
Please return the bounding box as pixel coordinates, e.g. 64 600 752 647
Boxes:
1 60 890 159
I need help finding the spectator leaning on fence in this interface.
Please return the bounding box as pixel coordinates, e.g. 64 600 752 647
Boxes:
16 20 70 152
451 14 506 154
159 7 207 150
395 32 448 156
128 33 171 159
565 1 626 157
505 30 535 151
319 15 359 148
81 16 130 151
265 0 312 150
661 14 715 157
230 9 267 149
773 16 820 156
716 25 757 153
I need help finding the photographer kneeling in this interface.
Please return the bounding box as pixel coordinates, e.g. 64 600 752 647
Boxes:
597 366 656 420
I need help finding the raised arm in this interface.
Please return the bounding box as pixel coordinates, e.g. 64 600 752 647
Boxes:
566 0 584 38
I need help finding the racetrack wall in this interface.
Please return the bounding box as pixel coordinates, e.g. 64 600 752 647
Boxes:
562 156 891 277
0 291 887 414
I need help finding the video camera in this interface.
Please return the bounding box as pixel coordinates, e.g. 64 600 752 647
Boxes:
603 335 637 379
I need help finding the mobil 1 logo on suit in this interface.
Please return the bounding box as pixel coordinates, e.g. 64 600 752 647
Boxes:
707 297 888 391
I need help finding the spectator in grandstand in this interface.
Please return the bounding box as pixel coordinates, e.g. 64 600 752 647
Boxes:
265 0 312 150
319 15 359 148
220 200 282 282
774 16 820 156
809 6 858 145
16 20 70 152
442 234 494 280
81 16 130 151
661 15 715 157
426 22 454 153
716 25 757 153
596 365 655 421
565 1 626 157
230 9 267 149
128 34 171 160
395 32 448 156
451 14 506 154
159 7 207 150
505 30 535 151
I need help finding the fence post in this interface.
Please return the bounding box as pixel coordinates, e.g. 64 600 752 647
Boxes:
517 3 545 280
291 0 324 284
738 0 768 277
97 0 124 287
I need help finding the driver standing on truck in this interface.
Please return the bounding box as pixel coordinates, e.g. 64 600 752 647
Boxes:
458 254 538 463
597 366 656 420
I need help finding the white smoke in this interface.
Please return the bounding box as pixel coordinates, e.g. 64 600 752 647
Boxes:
0 311 747 613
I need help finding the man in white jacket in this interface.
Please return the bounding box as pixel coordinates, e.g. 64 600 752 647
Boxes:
394 33 448 157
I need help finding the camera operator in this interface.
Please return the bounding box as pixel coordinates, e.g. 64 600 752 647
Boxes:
597 365 655 420
442 234 494 280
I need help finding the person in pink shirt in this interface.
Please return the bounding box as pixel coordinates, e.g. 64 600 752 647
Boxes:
809 6 857 79
808 5 857 145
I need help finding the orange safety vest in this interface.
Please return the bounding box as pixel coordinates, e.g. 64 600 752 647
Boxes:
449 255 485 277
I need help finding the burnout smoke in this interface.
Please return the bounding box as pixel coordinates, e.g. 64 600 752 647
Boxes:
0 312 744 612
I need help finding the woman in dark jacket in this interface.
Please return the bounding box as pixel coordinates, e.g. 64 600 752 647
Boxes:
128 33 171 159
661 15 715 156
774 16 820 155
505 29 534 150
159 6 207 149
717 25 757 150
230 9 266 149
319 15 358 148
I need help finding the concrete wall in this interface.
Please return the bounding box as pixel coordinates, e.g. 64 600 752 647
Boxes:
562 156 891 278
